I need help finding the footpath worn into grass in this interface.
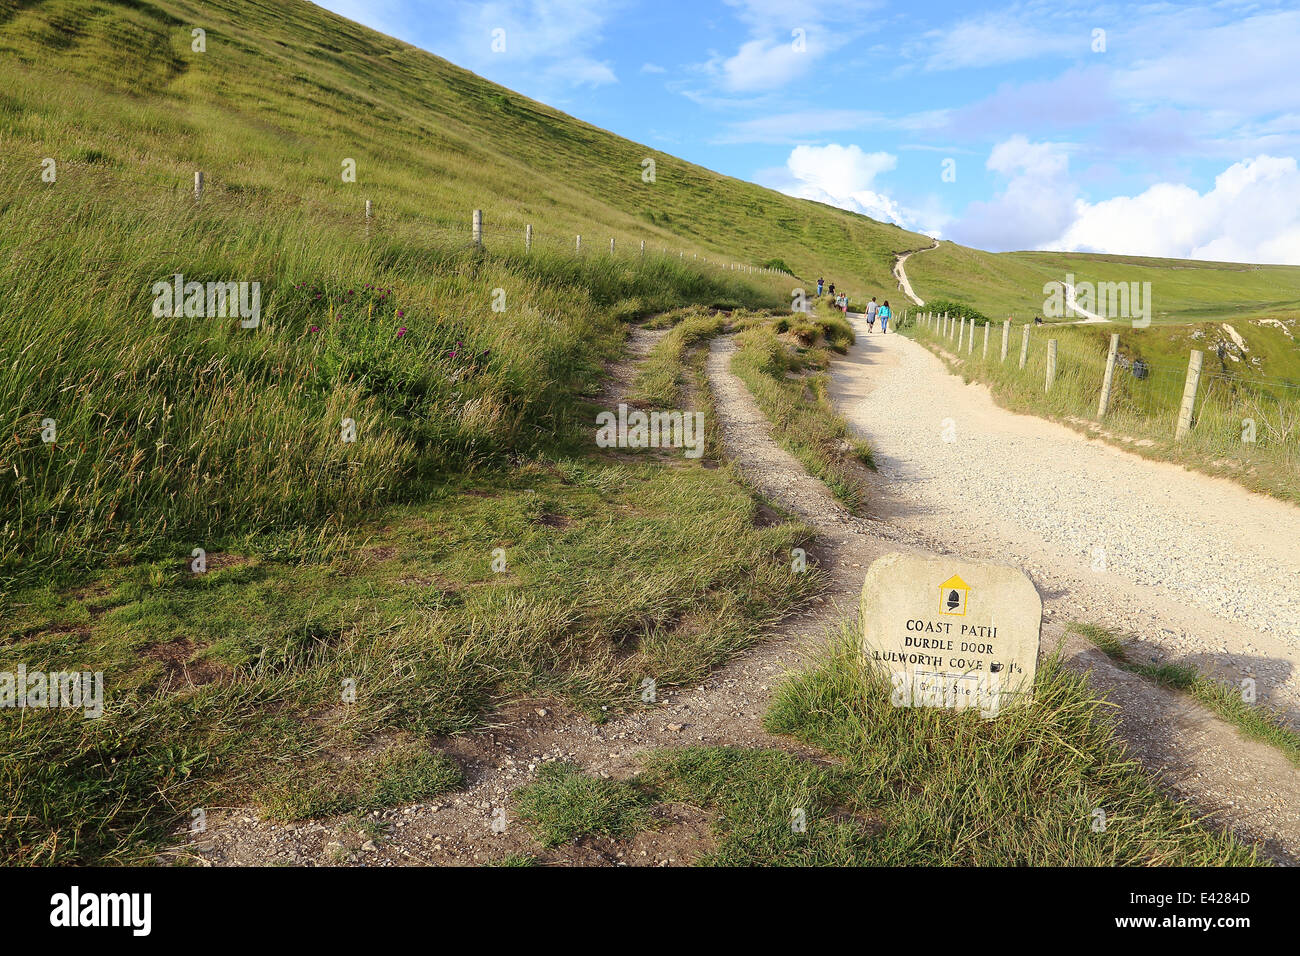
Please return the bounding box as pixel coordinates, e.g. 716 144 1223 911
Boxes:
728 308 874 511
3 445 819 864
514 628 1257 866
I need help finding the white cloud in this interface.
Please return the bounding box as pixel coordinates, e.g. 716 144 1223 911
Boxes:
1056 155 1300 265
413 0 624 91
640 62 666 74
987 135 1069 179
921 10 1082 71
759 144 908 226
694 0 880 94
714 36 816 92
952 139 1300 263
948 136 1078 250
714 107 949 144
714 109 885 144
547 57 617 87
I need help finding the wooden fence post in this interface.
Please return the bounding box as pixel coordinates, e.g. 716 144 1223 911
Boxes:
1001 320 1010 363
525 224 532 253
640 239 645 257
1097 333 1119 418
1019 325 1030 369
1175 349 1204 440
983 322 990 359
576 234 582 253
968 322 975 355
472 209 483 247
958 316 965 351
194 170 204 202
1046 339 1057 391
610 237 615 254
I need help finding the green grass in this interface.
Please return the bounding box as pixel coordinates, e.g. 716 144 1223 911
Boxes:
643 622 1258 865
644 747 871 865
0 461 820 864
258 744 463 822
512 761 656 848
0 0 941 586
503 621 1261 865
0 211 787 584
632 307 732 408
730 317 874 510
1069 623 1300 767
908 242 1300 329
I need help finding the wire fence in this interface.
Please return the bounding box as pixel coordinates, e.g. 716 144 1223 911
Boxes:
3 160 796 282
904 310 1300 479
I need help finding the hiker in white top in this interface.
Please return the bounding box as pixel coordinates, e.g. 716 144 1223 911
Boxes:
865 297 878 333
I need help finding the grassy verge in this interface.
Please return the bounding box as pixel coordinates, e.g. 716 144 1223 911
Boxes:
731 316 874 511
662 624 1258 864
1069 622 1300 766
1 216 789 588
508 621 1259 864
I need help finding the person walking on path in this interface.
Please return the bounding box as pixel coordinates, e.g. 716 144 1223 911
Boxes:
817 276 824 297
865 296 878 332
878 300 892 334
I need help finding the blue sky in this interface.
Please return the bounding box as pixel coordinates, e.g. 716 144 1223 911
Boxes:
317 0 1300 264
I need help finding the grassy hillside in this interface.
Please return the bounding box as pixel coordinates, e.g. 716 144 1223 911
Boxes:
908 241 1300 326
0 0 933 582
0 0 925 280
906 241 1300 385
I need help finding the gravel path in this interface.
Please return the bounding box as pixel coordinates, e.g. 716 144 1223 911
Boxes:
832 320 1300 717
721 330 1300 862
893 240 938 306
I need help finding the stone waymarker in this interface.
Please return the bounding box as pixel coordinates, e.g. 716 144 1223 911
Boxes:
860 552 1042 717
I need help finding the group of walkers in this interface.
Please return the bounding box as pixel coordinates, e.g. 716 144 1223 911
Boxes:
816 276 891 333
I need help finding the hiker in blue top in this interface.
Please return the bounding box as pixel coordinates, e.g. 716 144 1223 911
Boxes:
878 300 892 334
817 276 824 297
865 296 878 333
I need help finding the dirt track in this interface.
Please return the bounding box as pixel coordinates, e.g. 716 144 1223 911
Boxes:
834 322 1300 715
